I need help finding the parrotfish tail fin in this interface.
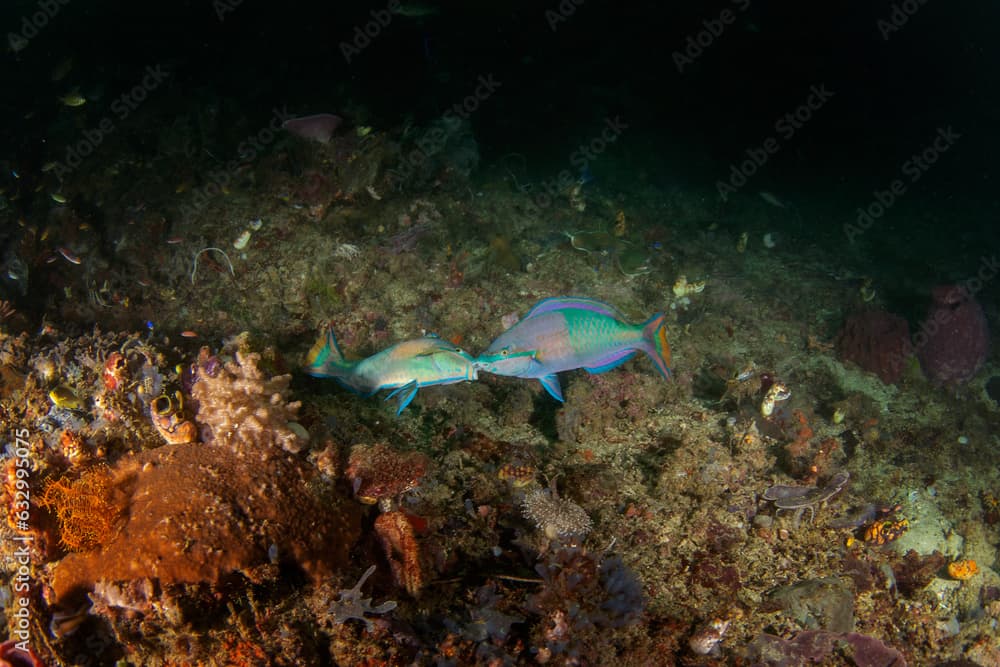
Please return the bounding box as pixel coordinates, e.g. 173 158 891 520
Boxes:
304 324 353 378
641 313 672 379
385 380 419 415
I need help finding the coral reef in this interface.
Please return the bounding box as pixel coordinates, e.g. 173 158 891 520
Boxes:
2 98 998 666
526 546 645 662
836 308 913 384
915 284 990 385
47 439 361 608
745 629 907 666
29 333 361 620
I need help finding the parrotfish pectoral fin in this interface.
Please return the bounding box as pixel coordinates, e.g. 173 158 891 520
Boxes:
584 350 637 374
304 324 352 378
641 313 672 379
538 374 564 402
386 380 419 415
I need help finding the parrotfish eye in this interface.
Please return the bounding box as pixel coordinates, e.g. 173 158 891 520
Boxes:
501 349 509 357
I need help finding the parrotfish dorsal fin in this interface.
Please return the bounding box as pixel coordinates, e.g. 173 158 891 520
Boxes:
523 296 626 321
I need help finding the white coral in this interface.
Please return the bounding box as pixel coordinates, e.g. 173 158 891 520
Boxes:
328 565 397 632
192 342 306 454
333 243 361 260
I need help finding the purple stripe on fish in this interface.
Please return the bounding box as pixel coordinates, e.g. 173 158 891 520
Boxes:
525 296 623 321
585 348 637 373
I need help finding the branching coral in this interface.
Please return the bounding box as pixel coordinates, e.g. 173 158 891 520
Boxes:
192 335 306 454
325 565 397 632
39 467 123 551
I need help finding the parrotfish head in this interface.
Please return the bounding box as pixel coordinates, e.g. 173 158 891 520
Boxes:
444 348 478 381
474 347 539 378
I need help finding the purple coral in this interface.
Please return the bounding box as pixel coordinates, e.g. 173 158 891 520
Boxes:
836 308 912 384
915 284 990 385
745 630 906 667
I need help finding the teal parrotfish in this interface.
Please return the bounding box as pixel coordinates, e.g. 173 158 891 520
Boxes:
474 297 672 401
304 325 477 414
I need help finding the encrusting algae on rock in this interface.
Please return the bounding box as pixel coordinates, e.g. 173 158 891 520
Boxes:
45 335 361 611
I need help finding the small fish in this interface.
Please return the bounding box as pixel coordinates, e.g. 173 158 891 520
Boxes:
49 385 82 409
57 247 81 264
305 326 477 414
563 229 615 255
395 2 440 18
58 90 86 107
50 56 74 82
758 191 787 208
475 297 671 402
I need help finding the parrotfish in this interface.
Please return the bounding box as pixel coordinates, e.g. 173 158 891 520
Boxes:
305 326 477 414
475 297 671 401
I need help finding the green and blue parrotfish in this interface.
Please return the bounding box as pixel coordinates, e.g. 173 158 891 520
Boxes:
474 297 671 401
305 325 477 414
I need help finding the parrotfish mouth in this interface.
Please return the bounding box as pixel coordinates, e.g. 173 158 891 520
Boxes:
473 348 539 376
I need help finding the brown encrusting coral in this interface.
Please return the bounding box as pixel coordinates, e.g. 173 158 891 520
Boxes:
345 442 429 506
47 439 360 607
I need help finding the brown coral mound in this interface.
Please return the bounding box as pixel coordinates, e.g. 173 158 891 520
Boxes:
836 308 913 384
48 441 360 607
345 442 429 505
